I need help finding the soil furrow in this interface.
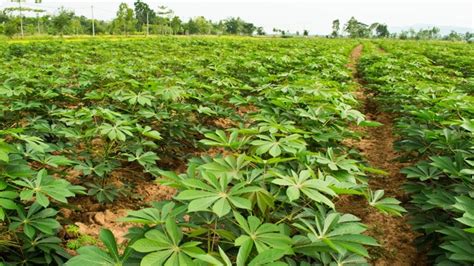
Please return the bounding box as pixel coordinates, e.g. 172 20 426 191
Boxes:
337 44 424 266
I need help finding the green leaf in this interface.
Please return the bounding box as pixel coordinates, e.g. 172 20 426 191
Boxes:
99 229 120 262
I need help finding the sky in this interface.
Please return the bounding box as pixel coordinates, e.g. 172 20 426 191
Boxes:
1 0 473 34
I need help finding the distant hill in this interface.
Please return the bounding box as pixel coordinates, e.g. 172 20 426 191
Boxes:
389 24 473 35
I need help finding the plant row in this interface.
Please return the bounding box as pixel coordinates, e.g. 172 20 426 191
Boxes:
1 37 401 265
359 41 474 265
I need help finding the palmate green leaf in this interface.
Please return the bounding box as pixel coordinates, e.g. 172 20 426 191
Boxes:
0 139 15 162
13 134 49 153
31 154 73 168
271 169 336 208
124 149 160 168
119 201 183 225
315 148 359 173
453 196 474 232
135 124 162 140
234 211 293 266
367 190 406 216
174 172 259 217
200 130 249 150
65 229 134 266
293 210 378 258
119 90 154 106
14 169 84 207
460 118 474 132
9 202 60 239
430 156 463 176
132 217 221 266
198 154 250 180
99 122 134 141
251 134 306 157
438 232 474 264
218 247 233 266
155 85 187 102
248 249 291 266
401 163 442 181
234 211 292 250
65 246 116 266
0 183 18 220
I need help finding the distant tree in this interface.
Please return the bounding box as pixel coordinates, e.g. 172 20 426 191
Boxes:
415 27 440 40
256 26 265 35
70 18 82 35
344 17 369 38
52 7 74 36
185 18 198 34
375 24 389 38
331 19 340 37
431 27 440 38
465 32 474 42
170 16 182 34
194 16 211 34
303 29 308 36
134 0 155 32
224 17 242 34
369 22 378 37
115 3 135 35
273 28 284 36
445 31 462 41
4 17 20 37
242 22 256 35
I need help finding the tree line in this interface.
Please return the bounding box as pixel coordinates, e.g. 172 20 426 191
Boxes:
331 17 473 41
1 1 473 41
0 0 265 37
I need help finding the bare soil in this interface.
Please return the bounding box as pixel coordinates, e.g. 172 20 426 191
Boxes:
62 166 177 251
337 44 425 266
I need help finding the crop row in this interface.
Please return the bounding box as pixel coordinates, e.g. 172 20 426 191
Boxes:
359 41 474 265
0 38 402 265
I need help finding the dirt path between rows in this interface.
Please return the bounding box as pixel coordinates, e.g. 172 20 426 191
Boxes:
337 44 425 266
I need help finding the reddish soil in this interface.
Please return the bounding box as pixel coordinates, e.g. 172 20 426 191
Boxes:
62 166 177 249
337 44 425 266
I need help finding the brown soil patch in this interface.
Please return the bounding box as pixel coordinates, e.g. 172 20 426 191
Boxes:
62 167 177 247
213 117 237 129
337 44 424 266
236 104 258 116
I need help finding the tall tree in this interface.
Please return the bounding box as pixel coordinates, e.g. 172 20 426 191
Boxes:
134 0 155 32
116 3 135 35
170 16 182 34
375 24 389 38
242 22 256 35
331 19 340 37
194 16 211 34
71 18 82 35
52 7 74 36
344 17 369 38
369 22 379 37
224 17 242 34
185 18 198 34
3 17 20 37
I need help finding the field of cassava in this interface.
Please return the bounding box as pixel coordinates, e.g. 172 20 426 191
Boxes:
0 37 472 265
